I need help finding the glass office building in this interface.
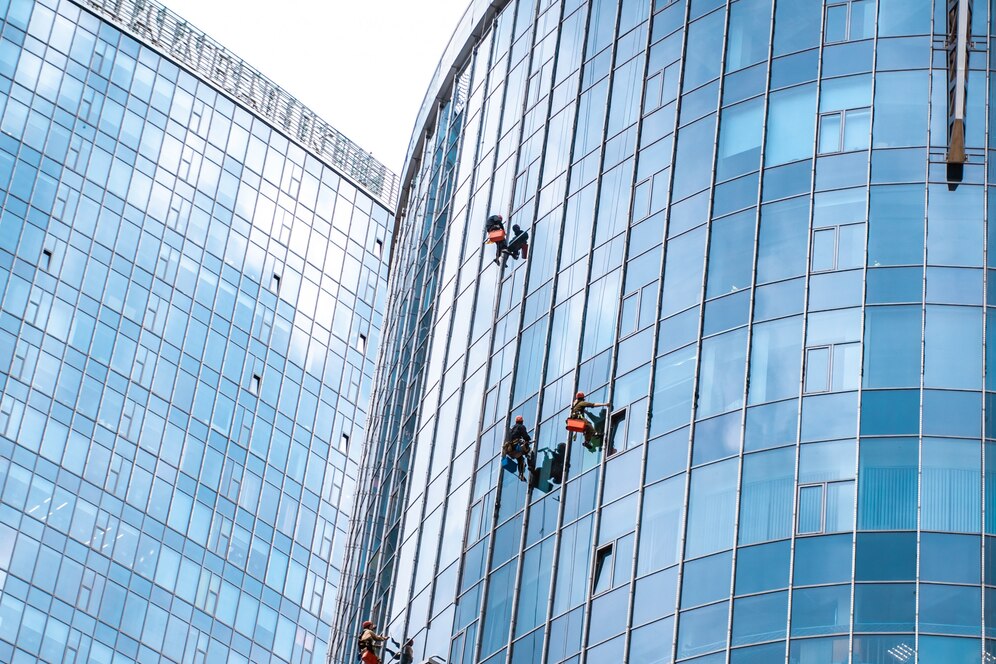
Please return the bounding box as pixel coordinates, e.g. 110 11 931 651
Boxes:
335 0 996 663
0 0 394 661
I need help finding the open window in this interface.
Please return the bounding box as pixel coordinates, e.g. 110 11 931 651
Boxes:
592 544 614 595
250 373 262 396
271 272 281 293
608 409 627 456
42 248 52 271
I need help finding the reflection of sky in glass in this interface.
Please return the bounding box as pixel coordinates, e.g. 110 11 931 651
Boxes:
0 0 391 661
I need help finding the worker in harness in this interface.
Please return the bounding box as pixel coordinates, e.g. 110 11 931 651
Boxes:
485 214 509 265
358 620 388 664
569 392 611 452
506 224 530 262
502 415 532 481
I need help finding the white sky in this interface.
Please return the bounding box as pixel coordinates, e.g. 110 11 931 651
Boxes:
161 0 470 175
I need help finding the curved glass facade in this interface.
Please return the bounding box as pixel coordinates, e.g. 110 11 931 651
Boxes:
337 0 996 663
0 0 392 661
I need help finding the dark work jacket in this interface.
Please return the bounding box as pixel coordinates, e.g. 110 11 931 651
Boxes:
507 422 531 443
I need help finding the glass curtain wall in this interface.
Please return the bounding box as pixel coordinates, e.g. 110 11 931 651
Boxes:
0 0 393 662
343 0 996 663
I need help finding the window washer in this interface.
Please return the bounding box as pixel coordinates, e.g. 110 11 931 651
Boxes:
506 224 529 262
485 214 509 265
399 639 414 664
568 391 611 452
502 415 532 481
358 620 388 664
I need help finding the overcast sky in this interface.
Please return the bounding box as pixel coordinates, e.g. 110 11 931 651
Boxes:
161 0 470 174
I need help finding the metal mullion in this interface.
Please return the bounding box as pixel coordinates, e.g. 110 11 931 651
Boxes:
403 69 488 647
536 0 607 659
638 0 696 661
391 103 459 640
782 1 836 662
720 0 783 658
618 3 670 663
668 1 737 661
912 0 939 655
982 0 992 653
572 0 640 660
469 4 542 661
499 0 563 658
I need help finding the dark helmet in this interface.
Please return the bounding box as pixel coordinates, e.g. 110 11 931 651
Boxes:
488 214 503 223
512 224 522 233
515 415 524 423
576 391 585 399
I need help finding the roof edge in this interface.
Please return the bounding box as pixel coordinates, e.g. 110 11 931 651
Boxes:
70 0 399 209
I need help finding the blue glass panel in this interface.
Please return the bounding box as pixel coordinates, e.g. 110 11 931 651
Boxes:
681 551 732 609
921 437 982 532
917 636 982 664
859 390 919 436
789 636 848 664
685 459 738 558
633 566 678 626
677 601 729 659
732 591 787 645
920 533 981 584
862 306 922 388
866 267 923 304
731 642 785 664
868 185 925 267
801 392 857 441
794 535 853 586
855 533 916 580
738 447 794 544
790 585 850 636
852 636 916 664
858 438 918 529
853 584 915 632
744 399 798 452
630 617 673 664
735 540 790 595
919 585 981 636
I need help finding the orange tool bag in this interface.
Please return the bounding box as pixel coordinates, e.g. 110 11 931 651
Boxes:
360 651 379 664
565 418 587 433
487 228 506 243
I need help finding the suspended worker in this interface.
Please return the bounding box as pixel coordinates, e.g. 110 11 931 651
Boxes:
569 391 611 451
398 639 414 664
506 224 530 262
358 620 388 664
485 214 509 265
502 415 532 481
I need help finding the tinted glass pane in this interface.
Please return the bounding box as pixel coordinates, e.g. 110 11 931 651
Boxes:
855 532 916 581
681 551 732 609
919 585 981 636
920 533 981 584
868 185 925 267
677 601 729 659
791 585 850 636
789 636 848 664
735 540 790 595
739 447 794 544
686 460 738 558
732 591 788 645
921 438 982 533
794 534 852 586
853 584 916 632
